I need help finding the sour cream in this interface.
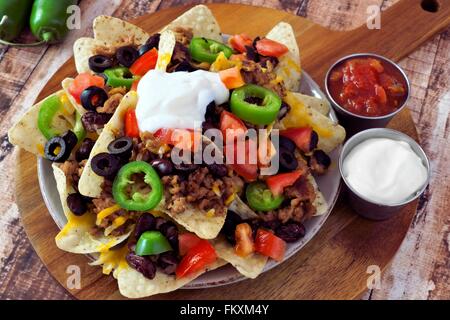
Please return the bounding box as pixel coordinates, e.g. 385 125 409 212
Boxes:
135 69 229 132
342 138 428 205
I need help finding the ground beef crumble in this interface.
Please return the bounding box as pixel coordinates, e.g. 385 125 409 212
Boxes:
162 167 243 216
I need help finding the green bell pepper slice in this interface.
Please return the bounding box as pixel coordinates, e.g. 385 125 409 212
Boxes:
112 161 163 212
37 94 85 141
230 84 282 125
135 231 172 256
246 181 284 212
104 66 137 89
189 37 233 64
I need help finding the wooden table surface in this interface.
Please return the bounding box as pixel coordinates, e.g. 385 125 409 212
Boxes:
0 0 448 300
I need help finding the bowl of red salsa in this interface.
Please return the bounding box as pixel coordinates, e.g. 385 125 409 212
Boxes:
325 53 410 134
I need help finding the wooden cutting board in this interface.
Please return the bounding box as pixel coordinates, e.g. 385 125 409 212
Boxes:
15 2 450 300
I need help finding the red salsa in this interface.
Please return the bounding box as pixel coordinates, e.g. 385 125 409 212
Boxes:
328 57 408 117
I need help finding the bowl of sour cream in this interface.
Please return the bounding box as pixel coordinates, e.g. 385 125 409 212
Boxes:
339 128 430 220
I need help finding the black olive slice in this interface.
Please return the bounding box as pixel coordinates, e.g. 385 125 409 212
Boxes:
116 46 139 68
279 147 298 172
44 136 71 162
91 153 121 178
76 138 95 162
88 55 113 73
80 86 108 111
107 137 133 160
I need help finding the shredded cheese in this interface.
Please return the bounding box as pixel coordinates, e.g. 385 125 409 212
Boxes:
96 204 121 226
225 193 236 206
206 209 215 218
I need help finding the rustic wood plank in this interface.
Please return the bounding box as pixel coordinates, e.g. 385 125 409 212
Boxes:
0 0 449 300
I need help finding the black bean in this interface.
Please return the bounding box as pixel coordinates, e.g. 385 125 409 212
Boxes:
174 162 199 173
134 213 156 239
275 222 305 243
159 221 179 251
88 55 113 73
208 163 227 178
154 217 167 230
150 159 173 176
145 33 160 49
61 130 78 151
116 46 139 68
221 210 243 245
80 86 108 112
174 60 196 72
279 147 298 172
91 153 121 178
126 253 156 279
279 136 296 153
66 193 87 216
245 45 260 62
81 111 112 132
157 251 179 275
75 138 95 162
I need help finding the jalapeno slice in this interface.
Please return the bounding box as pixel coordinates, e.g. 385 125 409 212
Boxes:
112 161 163 211
104 66 138 89
189 37 233 64
230 84 282 125
38 94 85 142
135 231 172 256
246 181 284 212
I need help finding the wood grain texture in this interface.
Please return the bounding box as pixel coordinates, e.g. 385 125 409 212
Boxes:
0 0 449 300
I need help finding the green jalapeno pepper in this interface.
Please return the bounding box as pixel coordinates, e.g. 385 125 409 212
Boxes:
113 161 163 212
0 0 33 43
230 84 282 125
189 37 233 64
38 94 85 141
104 67 137 89
135 231 172 256
246 181 284 212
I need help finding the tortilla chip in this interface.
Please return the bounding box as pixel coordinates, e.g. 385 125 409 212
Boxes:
53 164 130 254
266 22 301 92
79 91 138 197
276 92 346 153
213 236 267 279
93 15 149 46
161 5 222 41
8 91 76 156
164 207 225 240
73 37 102 74
117 258 227 298
307 174 328 216
292 92 330 116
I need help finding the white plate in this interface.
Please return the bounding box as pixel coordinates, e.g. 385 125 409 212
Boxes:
38 70 342 289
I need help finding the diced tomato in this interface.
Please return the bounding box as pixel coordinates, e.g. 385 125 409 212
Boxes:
225 138 258 182
220 111 248 144
176 240 217 279
255 229 286 262
235 223 254 257
219 66 245 89
374 84 387 104
280 127 318 153
154 128 200 151
255 38 288 57
229 33 253 53
178 233 202 256
130 48 158 76
68 73 105 103
266 170 304 196
124 109 139 138
131 78 140 92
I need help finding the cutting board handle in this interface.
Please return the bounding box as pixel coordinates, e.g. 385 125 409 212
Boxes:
305 0 450 84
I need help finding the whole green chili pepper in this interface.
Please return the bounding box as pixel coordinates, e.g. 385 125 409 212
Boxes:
30 0 78 44
0 0 33 43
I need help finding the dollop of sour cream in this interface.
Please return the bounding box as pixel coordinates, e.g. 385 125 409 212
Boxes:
135 69 229 132
343 138 427 205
